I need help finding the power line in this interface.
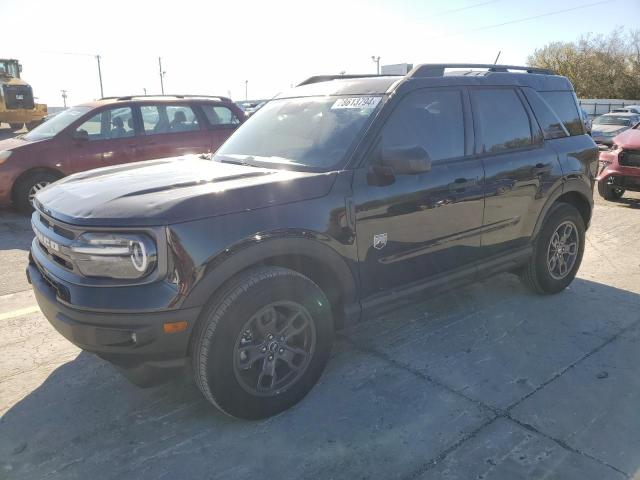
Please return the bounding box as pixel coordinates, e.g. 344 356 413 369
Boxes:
432 0 501 17
430 0 614 39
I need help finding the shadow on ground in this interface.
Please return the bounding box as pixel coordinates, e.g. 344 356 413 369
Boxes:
1 274 639 479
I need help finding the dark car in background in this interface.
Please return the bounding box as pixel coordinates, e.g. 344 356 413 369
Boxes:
591 111 640 146
0 95 245 212
28 64 597 419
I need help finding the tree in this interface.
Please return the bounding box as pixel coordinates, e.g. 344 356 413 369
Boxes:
528 28 640 99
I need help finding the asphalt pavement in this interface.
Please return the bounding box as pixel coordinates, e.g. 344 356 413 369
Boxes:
0 188 639 480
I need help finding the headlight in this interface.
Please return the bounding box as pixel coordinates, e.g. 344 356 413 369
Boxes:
0 150 12 165
70 233 157 279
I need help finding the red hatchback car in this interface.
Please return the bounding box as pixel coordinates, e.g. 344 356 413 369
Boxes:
0 95 245 212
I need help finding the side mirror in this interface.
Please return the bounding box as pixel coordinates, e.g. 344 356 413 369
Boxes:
72 129 89 143
380 145 432 174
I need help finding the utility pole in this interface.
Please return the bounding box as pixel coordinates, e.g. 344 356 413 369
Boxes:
96 55 104 98
158 57 165 94
245 80 248 100
371 56 381 75
61 90 67 108
493 50 502 65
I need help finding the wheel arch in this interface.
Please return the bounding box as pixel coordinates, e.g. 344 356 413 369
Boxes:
11 167 64 203
532 180 593 239
183 236 360 329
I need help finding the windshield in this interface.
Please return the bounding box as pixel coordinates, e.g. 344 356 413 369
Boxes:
0 60 19 77
215 95 383 170
23 107 91 141
593 116 632 127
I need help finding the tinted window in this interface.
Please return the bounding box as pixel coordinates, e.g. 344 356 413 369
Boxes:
540 91 584 136
215 95 381 170
522 89 568 140
23 106 91 141
380 89 465 161
75 107 134 140
202 105 240 126
472 89 533 153
141 105 200 135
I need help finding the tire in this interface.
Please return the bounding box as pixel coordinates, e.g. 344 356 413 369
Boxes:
13 171 61 214
8 123 23 131
191 266 333 419
25 120 43 131
597 181 625 201
520 203 585 295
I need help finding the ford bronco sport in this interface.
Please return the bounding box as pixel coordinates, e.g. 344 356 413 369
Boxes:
28 64 598 419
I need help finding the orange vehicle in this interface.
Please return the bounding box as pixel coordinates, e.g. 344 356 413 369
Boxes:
0 59 47 131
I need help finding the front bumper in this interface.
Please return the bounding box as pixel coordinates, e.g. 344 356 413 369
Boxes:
27 262 202 386
597 166 640 192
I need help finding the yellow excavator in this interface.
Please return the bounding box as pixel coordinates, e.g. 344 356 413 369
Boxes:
0 58 47 131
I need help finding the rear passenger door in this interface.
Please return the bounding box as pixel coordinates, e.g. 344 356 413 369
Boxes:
471 87 562 257
138 104 211 161
199 103 242 152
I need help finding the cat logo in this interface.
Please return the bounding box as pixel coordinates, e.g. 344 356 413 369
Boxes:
373 233 387 250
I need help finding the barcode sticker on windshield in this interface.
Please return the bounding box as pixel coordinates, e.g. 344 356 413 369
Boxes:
331 97 381 110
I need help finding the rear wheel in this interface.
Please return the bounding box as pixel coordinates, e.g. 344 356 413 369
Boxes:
25 120 43 131
191 266 333 419
521 203 585 294
8 123 23 131
597 181 625 201
14 171 61 214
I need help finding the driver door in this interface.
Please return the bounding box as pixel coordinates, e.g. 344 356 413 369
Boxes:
352 88 485 298
69 105 142 173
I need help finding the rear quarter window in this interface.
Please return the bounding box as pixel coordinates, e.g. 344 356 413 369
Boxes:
539 91 584 136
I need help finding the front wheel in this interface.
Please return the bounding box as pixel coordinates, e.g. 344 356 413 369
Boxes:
521 203 585 294
597 181 625 201
8 123 24 131
25 120 43 131
191 266 333 419
13 171 61 214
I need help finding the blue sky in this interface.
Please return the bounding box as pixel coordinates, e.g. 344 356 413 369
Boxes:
1 0 638 106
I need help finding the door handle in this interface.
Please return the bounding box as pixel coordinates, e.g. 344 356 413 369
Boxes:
531 163 552 175
448 178 476 191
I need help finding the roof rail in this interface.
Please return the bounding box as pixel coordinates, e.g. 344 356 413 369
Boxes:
297 74 400 87
101 94 233 102
409 64 554 78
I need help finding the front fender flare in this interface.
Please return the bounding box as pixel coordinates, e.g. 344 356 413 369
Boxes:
182 235 358 313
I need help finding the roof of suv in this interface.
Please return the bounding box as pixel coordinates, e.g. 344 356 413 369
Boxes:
278 64 573 99
77 94 235 108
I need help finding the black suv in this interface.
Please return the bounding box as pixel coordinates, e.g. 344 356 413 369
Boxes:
28 64 598 419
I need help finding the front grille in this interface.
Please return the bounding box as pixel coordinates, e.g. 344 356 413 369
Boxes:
2 84 35 110
32 210 81 274
39 214 75 239
620 150 640 168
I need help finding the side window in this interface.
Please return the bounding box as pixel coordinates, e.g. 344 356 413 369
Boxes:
141 105 200 135
539 91 584 136
201 104 240 127
75 107 135 140
471 89 533 153
522 89 568 140
379 89 465 161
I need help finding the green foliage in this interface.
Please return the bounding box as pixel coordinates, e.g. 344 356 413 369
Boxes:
528 28 640 99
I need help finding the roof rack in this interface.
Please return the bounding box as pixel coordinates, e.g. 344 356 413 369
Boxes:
297 74 400 87
409 64 554 78
101 94 233 102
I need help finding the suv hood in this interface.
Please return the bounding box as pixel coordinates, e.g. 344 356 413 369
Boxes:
36 156 337 227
